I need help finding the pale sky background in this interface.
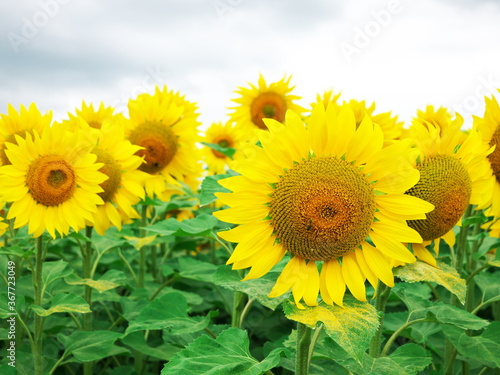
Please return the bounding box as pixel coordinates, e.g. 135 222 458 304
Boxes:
1 0 500 129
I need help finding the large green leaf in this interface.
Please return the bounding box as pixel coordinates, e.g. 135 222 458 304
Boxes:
178 257 218 283
125 292 213 335
161 327 287 375
30 292 90 317
283 297 379 363
42 260 74 288
394 260 466 304
145 214 218 237
420 304 489 330
442 323 500 368
198 173 232 206
121 332 181 361
213 265 287 310
361 344 432 375
58 330 123 362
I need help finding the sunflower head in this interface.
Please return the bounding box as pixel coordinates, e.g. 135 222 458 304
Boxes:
413 105 453 133
215 104 433 308
0 104 52 166
64 101 124 130
229 74 306 132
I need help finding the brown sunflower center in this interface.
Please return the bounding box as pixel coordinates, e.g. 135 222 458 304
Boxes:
128 122 178 174
270 157 376 261
1 130 33 165
87 120 102 129
27 154 76 206
212 135 234 159
93 147 121 202
250 92 287 129
406 154 471 241
488 125 500 183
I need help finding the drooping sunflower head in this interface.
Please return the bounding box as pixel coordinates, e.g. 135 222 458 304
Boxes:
0 124 108 238
125 86 202 199
0 103 52 166
202 121 249 175
214 104 433 308
473 93 500 217
403 119 493 261
64 101 124 130
229 74 306 132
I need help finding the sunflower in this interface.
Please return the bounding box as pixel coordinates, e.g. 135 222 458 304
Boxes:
202 121 248 175
69 120 148 235
0 203 8 237
229 74 306 133
414 105 453 132
125 85 202 200
214 104 433 308
64 101 124 130
0 124 107 238
403 117 493 266
310 90 342 110
473 93 500 218
0 103 52 166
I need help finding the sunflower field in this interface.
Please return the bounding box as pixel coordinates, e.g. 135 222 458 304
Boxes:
1 75 500 375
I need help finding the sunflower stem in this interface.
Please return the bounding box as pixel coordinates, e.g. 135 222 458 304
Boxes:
296 322 313 375
33 236 46 375
135 205 148 374
369 283 391 358
82 226 93 375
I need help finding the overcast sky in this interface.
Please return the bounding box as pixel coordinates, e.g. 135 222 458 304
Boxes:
1 0 500 129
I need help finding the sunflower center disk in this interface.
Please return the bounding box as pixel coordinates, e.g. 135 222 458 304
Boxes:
129 122 178 174
250 92 287 130
407 154 471 241
27 154 76 206
488 125 500 183
212 136 233 159
270 157 376 261
93 148 122 202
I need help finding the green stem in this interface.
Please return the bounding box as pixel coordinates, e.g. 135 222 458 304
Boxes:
83 226 93 375
296 322 313 375
138 205 148 288
33 236 45 375
369 283 391 357
380 318 429 357
308 323 324 364
472 297 500 315
239 297 256 328
231 290 245 328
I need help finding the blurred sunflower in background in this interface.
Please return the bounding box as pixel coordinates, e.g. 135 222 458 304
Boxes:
125 85 202 200
64 101 124 130
0 103 52 166
403 116 493 265
202 121 248 175
229 74 306 133
0 123 107 238
215 104 433 308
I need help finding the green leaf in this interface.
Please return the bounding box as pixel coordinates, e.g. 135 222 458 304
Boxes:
442 324 500 368
394 260 466 304
199 174 232 206
161 327 288 375
362 344 432 375
58 330 122 362
422 304 489 330
145 214 218 237
125 292 212 335
178 257 218 283
121 331 181 361
0 245 34 258
65 276 120 293
213 265 287 310
30 293 90 317
283 297 379 363
42 260 74 287
475 272 500 301
201 142 236 158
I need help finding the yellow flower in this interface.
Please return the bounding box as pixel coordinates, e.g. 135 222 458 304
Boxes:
0 104 52 166
0 203 8 237
214 105 433 308
125 86 202 200
64 101 125 130
473 93 500 218
229 74 306 132
414 105 453 132
404 116 493 265
0 124 107 238
202 122 248 175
